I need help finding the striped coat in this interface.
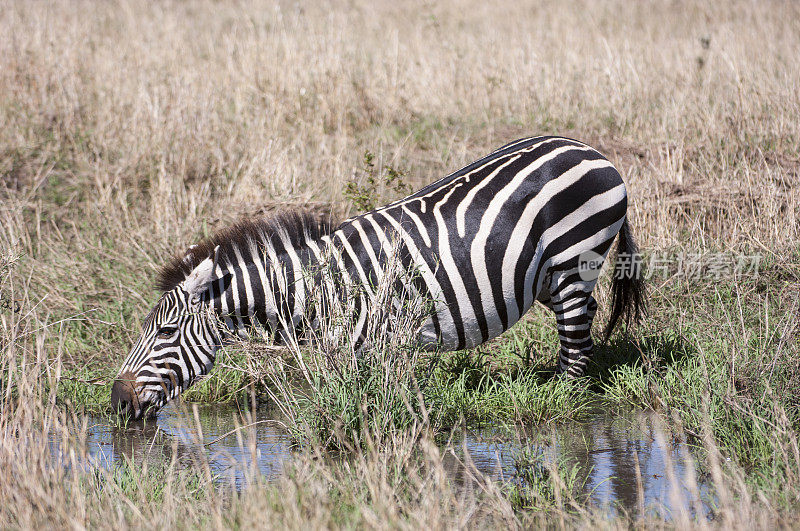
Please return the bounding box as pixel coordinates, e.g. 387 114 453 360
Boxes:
112 136 644 419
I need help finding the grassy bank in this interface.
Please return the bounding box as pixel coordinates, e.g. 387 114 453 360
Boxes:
1 0 799 527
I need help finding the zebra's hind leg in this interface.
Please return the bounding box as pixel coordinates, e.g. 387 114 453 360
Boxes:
586 295 598 326
549 275 598 378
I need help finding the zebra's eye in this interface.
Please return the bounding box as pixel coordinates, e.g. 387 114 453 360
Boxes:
156 326 178 339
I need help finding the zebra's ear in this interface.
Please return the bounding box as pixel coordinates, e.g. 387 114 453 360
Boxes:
182 244 199 266
183 245 220 297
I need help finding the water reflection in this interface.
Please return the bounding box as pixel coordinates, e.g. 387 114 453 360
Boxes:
558 411 710 517
449 410 712 518
50 405 711 518
70 402 292 487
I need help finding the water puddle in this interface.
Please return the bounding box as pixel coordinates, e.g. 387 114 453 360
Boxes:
53 403 291 487
49 404 712 518
447 410 713 519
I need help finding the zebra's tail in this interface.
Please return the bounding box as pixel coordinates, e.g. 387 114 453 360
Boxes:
603 218 646 342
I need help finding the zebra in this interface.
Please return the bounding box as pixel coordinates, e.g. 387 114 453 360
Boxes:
111 136 645 419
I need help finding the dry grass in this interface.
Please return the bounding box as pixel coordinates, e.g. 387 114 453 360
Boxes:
2 287 799 529
2 0 800 528
3 315 799 529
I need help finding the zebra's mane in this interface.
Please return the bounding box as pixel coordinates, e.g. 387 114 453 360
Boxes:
156 210 336 293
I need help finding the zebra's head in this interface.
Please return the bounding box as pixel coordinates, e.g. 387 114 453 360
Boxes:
111 247 221 419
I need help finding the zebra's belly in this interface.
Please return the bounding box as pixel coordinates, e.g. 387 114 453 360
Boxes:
408 240 553 352
419 316 495 351
417 288 542 352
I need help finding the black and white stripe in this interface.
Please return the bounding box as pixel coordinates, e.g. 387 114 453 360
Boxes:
113 136 645 418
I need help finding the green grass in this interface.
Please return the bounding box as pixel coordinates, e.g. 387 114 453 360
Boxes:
182 346 272 404
506 448 589 513
423 348 597 426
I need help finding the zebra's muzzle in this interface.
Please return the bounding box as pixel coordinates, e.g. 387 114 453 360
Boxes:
111 371 142 418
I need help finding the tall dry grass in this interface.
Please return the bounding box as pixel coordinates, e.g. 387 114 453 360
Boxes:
2 263 799 528
1 0 798 375
2 0 800 528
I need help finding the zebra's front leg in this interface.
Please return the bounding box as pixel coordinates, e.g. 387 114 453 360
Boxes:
549 285 597 378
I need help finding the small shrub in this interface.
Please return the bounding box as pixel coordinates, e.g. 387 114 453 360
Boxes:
343 150 411 213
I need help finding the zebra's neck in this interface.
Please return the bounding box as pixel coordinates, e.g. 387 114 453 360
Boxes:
207 231 330 342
